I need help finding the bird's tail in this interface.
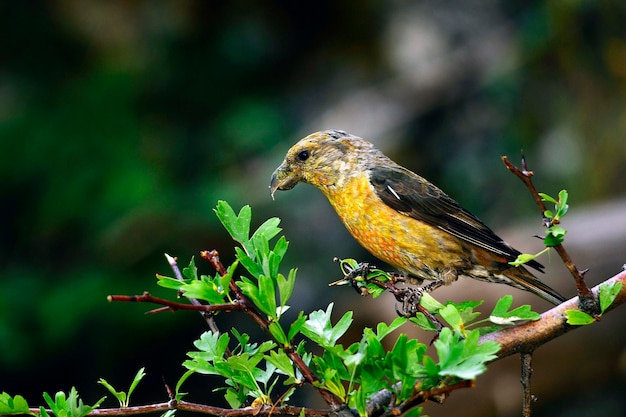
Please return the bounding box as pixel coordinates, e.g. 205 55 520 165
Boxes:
499 266 566 305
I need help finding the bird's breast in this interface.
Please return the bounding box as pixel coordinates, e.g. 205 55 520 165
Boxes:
322 175 466 279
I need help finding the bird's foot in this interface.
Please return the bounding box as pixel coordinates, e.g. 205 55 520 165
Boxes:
391 281 444 334
330 258 379 295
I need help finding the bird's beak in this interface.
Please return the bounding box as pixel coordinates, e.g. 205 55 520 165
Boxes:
269 162 299 200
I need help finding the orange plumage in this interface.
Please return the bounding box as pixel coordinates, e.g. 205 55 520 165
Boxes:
270 130 564 305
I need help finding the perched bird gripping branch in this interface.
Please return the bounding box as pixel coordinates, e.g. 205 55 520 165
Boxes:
270 130 565 305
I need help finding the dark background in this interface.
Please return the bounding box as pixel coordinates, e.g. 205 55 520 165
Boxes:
1 1 625 416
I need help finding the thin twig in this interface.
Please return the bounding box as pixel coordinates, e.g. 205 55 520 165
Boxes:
108 292 244 314
520 352 534 417
164 253 222 334
501 155 597 313
29 401 330 416
199 249 346 411
379 379 475 417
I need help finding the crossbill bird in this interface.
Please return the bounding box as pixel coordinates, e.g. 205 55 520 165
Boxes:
269 129 565 305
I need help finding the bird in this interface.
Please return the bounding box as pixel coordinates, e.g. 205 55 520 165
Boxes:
269 129 565 305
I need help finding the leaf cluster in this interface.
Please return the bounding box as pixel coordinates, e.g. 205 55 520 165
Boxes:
9 201 572 417
158 202 504 415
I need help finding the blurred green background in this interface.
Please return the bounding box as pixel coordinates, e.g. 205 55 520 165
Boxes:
1 1 625 416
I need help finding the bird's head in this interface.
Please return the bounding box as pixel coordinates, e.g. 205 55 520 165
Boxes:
270 130 377 199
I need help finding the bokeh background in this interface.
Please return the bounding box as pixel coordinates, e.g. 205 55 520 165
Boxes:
1 1 626 416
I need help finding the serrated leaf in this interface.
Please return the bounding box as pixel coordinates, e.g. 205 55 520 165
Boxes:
277 269 296 308
97 378 125 406
182 257 198 280
257 274 277 318
439 304 463 331
156 275 186 290
251 217 282 243
224 388 243 409
235 247 262 278
127 367 146 404
419 293 445 312
269 322 288 345
435 329 498 380
266 351 296 380
490 295 540 324
214 201 251 246
288 312 307 341
410 313 440 331
375 317 407 340
565 309 596 325
301 303 353 348
0 392 32 415
179 275 229 304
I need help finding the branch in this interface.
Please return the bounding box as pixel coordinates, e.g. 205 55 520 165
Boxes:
107 292 247 314
479 269 626 358
520 352 533 417
384 380 475 417
502 155 597 312
199 250 347 411
30 401 330 416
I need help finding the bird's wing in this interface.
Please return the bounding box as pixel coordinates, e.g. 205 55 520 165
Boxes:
369 165 544 272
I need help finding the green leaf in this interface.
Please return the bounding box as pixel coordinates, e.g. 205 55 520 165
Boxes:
97 378 126 406
175 369 195 401
375 317 407 340
156 274 186 290
235 247 263 278
556 189 569 217
301 303 353 348
288 312 307 341
269 322 288 345
435 329 499 380
509 252 539 267
126 367 146 406
0 392 32 415
224 388 243 409
489 295 540 324
257 274 278 318
410 313 440 331
237 276 262 308
419 293 445 312
538 192 558 205
277 269 296 308
214 201 252 248
192 331 230 360
251 217 282 244
266 351 297 381
178 270 233 305
42 388 105 417
599 282 622 314
543 232 565 247
182 256 198 280
439 304 463 331
547 225 567 238
565 309 596 325
453 300 482 324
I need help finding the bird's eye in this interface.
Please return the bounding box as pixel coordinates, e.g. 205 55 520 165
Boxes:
297 150 310 161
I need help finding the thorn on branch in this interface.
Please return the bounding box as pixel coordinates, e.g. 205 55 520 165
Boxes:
520 150 534 177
